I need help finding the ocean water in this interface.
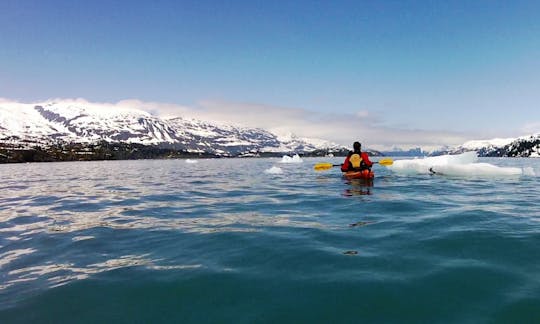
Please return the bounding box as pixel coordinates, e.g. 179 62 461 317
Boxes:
1 157 539 323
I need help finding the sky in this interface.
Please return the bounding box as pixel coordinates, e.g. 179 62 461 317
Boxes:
1 0 539 150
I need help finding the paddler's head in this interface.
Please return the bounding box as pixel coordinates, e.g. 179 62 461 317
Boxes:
353 141 361 152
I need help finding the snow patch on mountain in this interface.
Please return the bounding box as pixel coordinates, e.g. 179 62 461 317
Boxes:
432 133 540 157
0 99 344 156
460 138 517 151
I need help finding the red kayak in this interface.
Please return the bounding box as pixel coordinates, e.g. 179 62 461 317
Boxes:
342 169 374 180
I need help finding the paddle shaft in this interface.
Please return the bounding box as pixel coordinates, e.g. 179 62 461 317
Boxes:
314 158 392 171
334 161 383 167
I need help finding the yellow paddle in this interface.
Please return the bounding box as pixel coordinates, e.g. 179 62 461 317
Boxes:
376 158 394 166
314 158 393 171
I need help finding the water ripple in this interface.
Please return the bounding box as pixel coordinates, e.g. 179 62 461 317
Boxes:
1 158 539 321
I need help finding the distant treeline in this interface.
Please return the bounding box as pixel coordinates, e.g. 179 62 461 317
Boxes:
0 141 215 163
0 141 353 163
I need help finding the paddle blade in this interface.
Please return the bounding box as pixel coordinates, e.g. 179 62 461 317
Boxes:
314 162 334 171
378 158 394 166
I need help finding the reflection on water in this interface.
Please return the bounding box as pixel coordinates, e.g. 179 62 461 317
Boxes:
343 178 373 196
2 253 203 291
0 158 339 300
0 248 36 268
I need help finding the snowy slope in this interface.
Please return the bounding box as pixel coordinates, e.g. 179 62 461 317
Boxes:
0 100 343 155
432 134 540 157
460 138 517 151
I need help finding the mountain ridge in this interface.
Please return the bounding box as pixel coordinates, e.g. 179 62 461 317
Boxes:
2 99 537 162
430 134 540 157
0 100 347 161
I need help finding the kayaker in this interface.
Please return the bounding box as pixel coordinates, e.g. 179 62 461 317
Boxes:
341 141 373 172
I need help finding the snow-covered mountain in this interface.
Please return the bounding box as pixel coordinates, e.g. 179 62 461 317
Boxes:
431 134 540 157
0 100 343 156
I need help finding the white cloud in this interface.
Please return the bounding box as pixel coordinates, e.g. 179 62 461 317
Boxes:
130 99 471 150
115 99 196 118
355 110 372 119
521 121 540 135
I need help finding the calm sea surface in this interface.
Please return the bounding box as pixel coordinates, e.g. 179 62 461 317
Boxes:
1 157 539 323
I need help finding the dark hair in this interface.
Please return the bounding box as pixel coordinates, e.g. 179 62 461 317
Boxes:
353 141 361 151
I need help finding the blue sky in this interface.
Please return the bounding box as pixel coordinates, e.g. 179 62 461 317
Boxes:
1 0 539 149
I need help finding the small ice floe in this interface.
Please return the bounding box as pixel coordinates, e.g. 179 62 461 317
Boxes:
185 159 198 164
280 154 303 163
264 166 283 174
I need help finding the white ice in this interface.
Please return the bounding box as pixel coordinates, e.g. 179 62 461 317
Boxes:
387 152 533 177
279 154 303 163
388 152 477 175
185 159 198 164
428 163 523 177
264 166 283 174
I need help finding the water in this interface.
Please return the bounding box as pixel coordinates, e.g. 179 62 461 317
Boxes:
1 157 539 323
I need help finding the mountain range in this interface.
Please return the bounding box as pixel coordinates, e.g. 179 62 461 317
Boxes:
0 100 344 159
431 134 540 158
1 100 538 162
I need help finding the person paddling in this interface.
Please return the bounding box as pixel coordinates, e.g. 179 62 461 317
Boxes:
341 141 373 172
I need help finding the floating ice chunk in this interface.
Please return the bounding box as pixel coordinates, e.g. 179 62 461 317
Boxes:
280 154 303 163
185 159 198 164
388 152 478 175
264 166 283 174
429 163 523 177
388 152 528 178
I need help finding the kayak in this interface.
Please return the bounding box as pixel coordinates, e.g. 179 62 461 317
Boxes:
342 169 374 180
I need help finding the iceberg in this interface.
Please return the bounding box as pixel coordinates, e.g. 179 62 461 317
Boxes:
264 166 283 174
387 152 532 177
388 152 477 175
279 154 303 163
